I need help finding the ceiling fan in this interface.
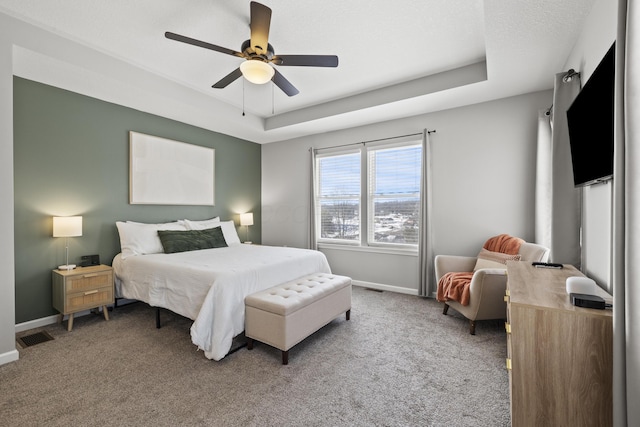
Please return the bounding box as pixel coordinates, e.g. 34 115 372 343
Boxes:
165 1 339 97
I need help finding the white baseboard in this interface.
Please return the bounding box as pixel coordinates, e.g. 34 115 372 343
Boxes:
15 310 92 333
0 349 19 366
352 280 419 296
15 299 137 334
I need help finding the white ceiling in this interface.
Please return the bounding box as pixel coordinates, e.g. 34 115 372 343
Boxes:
0 0 595 144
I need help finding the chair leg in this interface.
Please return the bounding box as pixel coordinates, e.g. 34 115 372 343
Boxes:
469 320 476 335
442 303 449 315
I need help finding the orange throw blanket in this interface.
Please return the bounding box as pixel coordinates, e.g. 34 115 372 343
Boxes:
437 271 474 306
437 234 524 306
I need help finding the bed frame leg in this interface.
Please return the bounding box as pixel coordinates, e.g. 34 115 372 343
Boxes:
156 308 161 329
346 309 351 321
282 350 289 365
247 337 254 350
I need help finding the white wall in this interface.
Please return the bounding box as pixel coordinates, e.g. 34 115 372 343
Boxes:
562 0 617 291
0 15 19 365
262 90 552 294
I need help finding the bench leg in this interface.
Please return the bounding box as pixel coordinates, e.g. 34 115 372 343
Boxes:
282 350 289 365
247 337 254 350
346 309 351 321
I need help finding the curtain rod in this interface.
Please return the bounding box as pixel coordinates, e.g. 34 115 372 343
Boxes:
313 130 436 152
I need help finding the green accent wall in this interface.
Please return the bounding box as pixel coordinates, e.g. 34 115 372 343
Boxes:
13 77 261 323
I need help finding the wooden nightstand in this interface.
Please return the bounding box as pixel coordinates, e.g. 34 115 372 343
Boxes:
52 264 114 331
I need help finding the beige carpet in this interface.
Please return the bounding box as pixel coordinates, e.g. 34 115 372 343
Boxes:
2 287 510 426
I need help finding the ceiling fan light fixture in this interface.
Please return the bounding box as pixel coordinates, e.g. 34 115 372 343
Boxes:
166 2 336 96
240 60 274 84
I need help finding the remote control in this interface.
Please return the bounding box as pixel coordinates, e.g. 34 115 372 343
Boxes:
532 262 563 269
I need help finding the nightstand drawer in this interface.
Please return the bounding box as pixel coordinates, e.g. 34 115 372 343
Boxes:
65 286 113 313
66 270 112 293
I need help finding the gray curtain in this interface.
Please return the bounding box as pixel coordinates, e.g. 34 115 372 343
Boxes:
613 1 639 425
308 148 317 250
418 129 434 297
535 109 553 248
535 72 581 265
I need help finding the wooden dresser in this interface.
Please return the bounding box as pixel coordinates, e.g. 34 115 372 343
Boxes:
505 261 613 427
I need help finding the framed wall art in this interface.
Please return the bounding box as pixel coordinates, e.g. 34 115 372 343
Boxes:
129 131 215 205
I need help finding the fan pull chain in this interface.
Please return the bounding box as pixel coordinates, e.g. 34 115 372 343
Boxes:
242 79 245 116
272 82 274 115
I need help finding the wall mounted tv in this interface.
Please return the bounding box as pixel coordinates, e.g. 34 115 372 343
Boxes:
566 41 615 187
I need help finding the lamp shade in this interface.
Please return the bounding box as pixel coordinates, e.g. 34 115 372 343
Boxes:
53 216 83 237
240 60 274 84
240 213 254 226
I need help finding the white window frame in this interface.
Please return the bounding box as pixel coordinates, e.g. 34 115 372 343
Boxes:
366 141 422 249
314 138 422 252
315 148 362 246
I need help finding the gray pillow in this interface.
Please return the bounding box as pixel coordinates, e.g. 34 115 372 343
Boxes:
157 227 228 254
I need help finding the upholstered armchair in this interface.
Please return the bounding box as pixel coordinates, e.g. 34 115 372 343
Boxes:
435 238 550 334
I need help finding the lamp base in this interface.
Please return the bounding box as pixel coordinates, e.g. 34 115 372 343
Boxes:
58 264 77 270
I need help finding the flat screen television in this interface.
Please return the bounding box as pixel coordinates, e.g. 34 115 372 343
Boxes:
566 42 615 187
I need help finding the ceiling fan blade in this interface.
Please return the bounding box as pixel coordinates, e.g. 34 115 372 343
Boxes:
271 55 339 67
212 68 243 88
250 1 272 55
271 69 299 97
165 32 244 58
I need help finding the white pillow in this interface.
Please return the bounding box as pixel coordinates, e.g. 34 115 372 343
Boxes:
184 219 241 245
473 257 508 271
124 219 187 230
219 221 241 245
116 221 187 259
182 217 220 229
473 248 521 271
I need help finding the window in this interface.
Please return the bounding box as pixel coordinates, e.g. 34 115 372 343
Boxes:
368 144 421 245
316 150 361 243
315 139 422 249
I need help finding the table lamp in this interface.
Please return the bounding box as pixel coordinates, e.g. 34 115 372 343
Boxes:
240 212 253 244
53 216 83 270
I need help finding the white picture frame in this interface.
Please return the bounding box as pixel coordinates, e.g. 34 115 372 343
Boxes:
129 131 215 205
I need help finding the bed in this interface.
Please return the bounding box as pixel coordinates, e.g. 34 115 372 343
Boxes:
112 218 331 361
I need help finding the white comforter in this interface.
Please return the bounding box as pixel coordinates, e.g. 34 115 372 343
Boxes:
112 244 331 360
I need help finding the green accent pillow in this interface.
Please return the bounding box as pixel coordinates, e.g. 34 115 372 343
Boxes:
157 227 228 254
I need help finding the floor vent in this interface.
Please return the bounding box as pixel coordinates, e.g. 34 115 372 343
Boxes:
17 331 54 348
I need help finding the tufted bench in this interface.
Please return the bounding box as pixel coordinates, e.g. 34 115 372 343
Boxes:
244 273 352 365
